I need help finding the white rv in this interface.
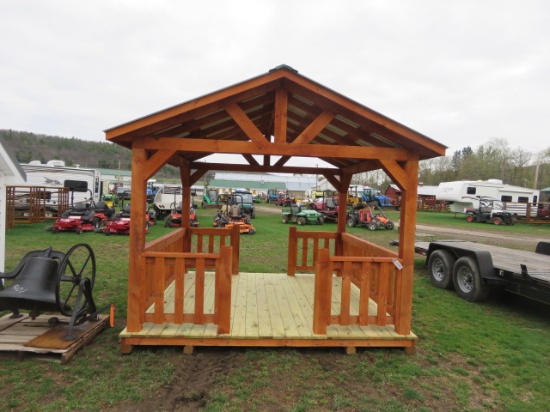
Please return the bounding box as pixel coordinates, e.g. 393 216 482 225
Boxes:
436 179 539 216
21 161 101 209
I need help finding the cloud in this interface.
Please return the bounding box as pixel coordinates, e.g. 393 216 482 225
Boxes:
1 0 549 159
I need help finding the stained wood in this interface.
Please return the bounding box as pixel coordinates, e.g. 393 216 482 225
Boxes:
120 273 416 350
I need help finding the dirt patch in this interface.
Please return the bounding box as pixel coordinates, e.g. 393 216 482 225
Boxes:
108 348 246 412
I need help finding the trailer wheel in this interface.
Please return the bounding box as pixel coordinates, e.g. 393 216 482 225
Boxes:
452 256 489 302
427 250 455 290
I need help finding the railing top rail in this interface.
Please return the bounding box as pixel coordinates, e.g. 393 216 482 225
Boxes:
330 256 400 263
143 251 220 259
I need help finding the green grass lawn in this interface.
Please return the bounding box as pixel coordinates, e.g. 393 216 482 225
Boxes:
1 210 549 411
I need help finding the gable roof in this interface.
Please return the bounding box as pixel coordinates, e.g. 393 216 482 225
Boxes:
105 65 446 176
0 141 26 184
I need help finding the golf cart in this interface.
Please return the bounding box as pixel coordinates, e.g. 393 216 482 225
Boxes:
282 203 324 225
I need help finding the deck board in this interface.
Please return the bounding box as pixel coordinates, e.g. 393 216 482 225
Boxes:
121 272 416 350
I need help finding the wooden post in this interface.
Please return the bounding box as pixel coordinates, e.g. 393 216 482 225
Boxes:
179 160 191 229
394 157 418 335
127 148 148 332
287 226 297 276
313 248 332 334
216 246 232 334
230 225 240 274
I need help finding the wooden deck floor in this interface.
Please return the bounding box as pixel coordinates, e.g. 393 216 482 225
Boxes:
120 273 416 352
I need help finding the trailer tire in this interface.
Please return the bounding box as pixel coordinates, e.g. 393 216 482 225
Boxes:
428 250 455 290
452 256 489 302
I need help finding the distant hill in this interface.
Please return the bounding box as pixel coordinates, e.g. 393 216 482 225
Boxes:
0 129 179 179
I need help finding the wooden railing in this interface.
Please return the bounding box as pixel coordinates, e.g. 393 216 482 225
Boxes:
286 228 402 334
287 226 338 275
138 226 240 334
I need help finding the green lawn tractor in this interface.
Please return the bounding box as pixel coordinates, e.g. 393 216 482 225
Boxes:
282 203 324 225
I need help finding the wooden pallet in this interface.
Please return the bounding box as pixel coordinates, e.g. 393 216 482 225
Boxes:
0 313 110 363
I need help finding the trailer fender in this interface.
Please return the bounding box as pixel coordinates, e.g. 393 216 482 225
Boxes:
427 244 498 282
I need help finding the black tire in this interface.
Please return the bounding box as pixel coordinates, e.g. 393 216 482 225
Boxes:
92 217 101 229
385 221 395 230
282 215 290 223
427 249 456 289
452 256 489 302
297 217 306 226
347 216 356 227
251 210 256 219
317 216 324 225
466 214 475 222
492 216 503 225
367 221 377 231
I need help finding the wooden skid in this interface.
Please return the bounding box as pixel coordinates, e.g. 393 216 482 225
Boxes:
0 313 110 363
120 273 416 353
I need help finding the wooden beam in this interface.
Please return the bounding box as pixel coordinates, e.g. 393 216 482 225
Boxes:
292 111 335 145
190 161 339 176
190 169 207 186
135 137 410 161
274 156 290 167
242 154 259 166
274 87 288 144
225 102 268 146
143 149 177 180
263 155 270 166
342 159 380 175
379 159 408 189
323 173 342 192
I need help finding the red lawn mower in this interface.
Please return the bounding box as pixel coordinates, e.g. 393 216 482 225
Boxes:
51 182 111 234
164 201 199 228
102 201 151 236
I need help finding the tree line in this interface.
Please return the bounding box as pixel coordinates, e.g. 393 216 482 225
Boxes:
353 138 550 190
0 129 181 179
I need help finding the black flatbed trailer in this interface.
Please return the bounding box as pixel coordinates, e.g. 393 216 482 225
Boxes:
412 240 550 304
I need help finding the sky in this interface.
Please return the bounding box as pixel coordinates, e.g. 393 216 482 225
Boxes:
1 0 549 164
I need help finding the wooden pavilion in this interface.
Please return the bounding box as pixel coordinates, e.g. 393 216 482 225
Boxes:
105 65 446 354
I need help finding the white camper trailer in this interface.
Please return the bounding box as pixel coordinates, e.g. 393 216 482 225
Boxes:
21 162 101 210
436 179 539 216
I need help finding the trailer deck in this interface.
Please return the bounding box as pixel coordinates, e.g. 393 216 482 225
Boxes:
414 240 550 302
